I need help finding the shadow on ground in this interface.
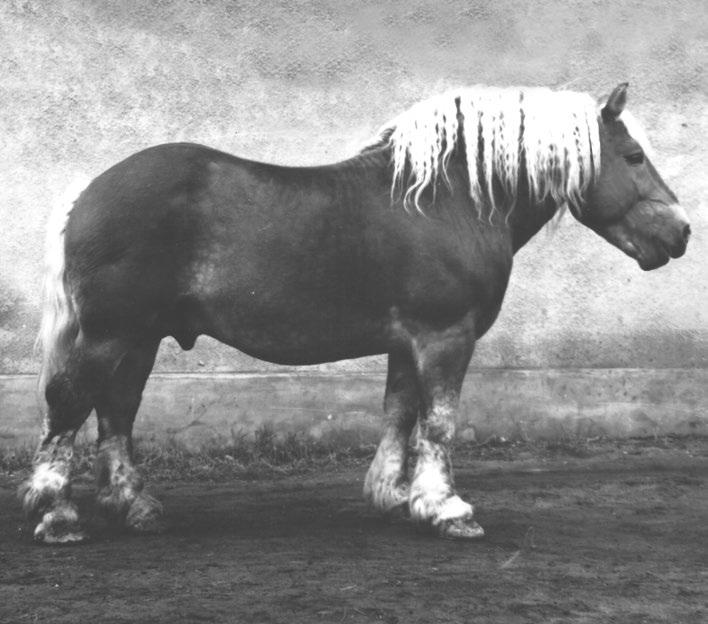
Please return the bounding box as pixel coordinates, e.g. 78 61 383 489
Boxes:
1 437 707 623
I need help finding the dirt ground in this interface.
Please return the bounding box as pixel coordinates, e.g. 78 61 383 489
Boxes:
1 437 707 624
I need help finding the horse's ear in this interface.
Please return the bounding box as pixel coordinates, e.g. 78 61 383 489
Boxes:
601 82 629 121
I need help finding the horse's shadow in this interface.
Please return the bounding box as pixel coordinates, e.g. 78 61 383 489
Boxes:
56 485 412 544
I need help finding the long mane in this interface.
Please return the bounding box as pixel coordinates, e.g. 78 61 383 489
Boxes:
370 86 601 217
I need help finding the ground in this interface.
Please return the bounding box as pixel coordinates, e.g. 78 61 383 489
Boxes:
1 437 707 623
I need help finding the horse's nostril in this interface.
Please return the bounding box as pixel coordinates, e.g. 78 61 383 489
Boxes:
683 224 691 242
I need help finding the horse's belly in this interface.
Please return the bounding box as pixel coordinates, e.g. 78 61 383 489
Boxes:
191 291 389 365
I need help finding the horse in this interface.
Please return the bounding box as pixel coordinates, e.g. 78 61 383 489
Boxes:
21 83 690 543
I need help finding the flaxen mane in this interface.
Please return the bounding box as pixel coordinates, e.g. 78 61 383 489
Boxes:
371 86 602 218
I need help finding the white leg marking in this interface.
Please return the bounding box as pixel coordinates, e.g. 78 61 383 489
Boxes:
97 455 140 515
437 495 474 521
409 437 455 523
409 414 484 539
29 462 68 497
21 461 70 517
96 441 164 531
364 431 410 513
34 503 85 544
22 456 87 543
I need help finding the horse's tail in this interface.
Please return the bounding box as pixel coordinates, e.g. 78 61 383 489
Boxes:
36 176 91 396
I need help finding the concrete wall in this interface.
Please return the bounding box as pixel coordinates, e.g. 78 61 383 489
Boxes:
1 0 706 445
2 369 706 450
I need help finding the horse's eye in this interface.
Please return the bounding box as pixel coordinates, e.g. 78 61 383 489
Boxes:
624 151 644 165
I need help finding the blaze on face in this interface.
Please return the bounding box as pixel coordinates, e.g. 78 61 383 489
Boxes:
582 83 690 270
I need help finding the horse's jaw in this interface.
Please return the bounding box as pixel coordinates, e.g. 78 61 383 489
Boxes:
589 200 690 271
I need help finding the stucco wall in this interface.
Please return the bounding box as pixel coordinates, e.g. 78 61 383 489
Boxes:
1 0 706 377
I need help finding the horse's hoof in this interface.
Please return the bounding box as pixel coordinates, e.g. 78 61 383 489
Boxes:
33 509 87 545
125 493 165 534
437 517 485 540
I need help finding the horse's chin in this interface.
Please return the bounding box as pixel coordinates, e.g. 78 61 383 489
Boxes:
602 231 671 271
636 251 670 271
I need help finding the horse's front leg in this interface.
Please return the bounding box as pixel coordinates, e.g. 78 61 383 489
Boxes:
408 322 484 539
364 350 420 514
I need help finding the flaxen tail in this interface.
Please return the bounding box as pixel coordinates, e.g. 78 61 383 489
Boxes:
36 176 91 396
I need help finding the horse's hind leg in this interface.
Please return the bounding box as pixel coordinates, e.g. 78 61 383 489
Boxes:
94 341 162 532
20 335 121 543
364 350 420 514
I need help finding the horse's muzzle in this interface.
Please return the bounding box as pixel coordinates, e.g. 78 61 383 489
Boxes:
633 202 691 270
669 223 691 258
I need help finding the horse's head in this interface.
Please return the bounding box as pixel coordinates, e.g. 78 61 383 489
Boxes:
581 83 690 270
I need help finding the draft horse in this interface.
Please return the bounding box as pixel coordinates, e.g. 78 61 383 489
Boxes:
22 83 690 543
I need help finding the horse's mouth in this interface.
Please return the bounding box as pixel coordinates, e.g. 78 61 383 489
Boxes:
600 201 690 271
641 237 689 270
619 238 671 271
636 236 691 270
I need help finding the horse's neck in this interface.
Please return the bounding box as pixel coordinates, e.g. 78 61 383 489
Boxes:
344 144 563 250
508 194 561 253
499 152 566 252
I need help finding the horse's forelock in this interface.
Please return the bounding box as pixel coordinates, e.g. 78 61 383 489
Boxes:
377 86 601 218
